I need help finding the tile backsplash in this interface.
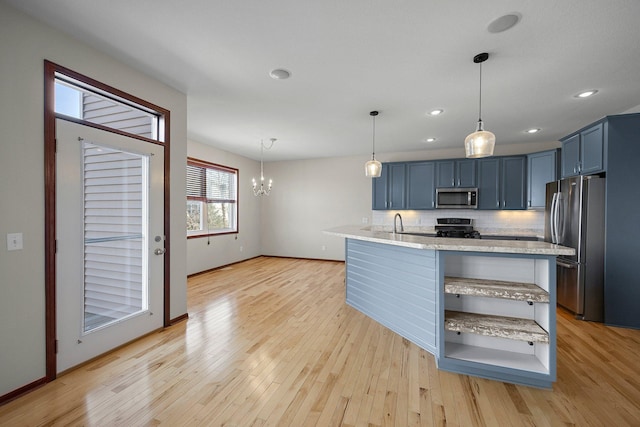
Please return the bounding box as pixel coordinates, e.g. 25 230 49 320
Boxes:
372 209 545 237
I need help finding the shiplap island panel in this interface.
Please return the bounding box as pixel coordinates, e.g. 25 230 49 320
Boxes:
325 226 574 389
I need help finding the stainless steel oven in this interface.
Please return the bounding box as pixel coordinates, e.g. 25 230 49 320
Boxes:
435 188 478 209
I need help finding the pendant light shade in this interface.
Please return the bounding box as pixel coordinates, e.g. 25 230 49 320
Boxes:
365 111 382 178
465 52 495 158
464 121 495 158
365 159 382 177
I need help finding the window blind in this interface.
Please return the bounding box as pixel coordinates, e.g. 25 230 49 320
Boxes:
187 160 237 203
83 141 148 332
186 159 238 235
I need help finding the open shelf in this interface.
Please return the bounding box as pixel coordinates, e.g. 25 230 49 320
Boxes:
444 342 548 374
445 310 549 343
444 276 549 303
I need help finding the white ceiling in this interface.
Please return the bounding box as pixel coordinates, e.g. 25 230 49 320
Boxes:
7 0 640 161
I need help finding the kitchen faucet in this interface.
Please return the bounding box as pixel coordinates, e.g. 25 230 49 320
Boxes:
393 213 404 234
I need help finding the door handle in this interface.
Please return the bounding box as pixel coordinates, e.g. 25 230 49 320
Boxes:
154 248 166 255
550 192 558 244
556 260 576 269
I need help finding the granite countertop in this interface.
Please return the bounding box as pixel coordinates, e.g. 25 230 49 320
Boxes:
324 225 575 256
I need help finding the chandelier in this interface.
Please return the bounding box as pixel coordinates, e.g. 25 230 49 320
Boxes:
252 138 275 196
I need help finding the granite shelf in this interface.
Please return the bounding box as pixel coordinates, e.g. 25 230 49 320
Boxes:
444 310 549 344
444 276 549 303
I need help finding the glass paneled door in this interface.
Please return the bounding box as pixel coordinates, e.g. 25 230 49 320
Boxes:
56 119 164 373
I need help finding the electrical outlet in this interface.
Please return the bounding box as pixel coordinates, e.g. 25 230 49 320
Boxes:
7 233 23 251
321 245 326 251
362 217 369 224
239 246 244 252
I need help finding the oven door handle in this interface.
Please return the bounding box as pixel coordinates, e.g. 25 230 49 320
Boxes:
557 260 577 269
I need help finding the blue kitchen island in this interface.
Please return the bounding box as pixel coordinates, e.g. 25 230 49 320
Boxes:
325 226 574 389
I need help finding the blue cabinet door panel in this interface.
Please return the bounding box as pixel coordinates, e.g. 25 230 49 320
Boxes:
436 161 455 188
457 160 477 187
581 123 604 174
502 156 527 210
388 163 406 209
407 162 435 209
477 158 500 209
372 167 388 210
561 134 580 178
528 150 557 209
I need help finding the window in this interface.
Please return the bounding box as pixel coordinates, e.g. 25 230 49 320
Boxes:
187 158 238 236
82 140 148 332
54 75 161 142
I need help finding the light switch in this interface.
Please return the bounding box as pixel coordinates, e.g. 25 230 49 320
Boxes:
7 233 23 251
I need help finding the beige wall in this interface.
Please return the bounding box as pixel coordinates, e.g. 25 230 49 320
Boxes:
260 155 375 261
186 141 262 275
0 2 187 396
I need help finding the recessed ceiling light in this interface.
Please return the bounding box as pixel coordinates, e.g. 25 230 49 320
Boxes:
487 13 521 34
428 109 444 116
525 128 541 134
575 90 598 98
422 137 437 143
269 68 291 80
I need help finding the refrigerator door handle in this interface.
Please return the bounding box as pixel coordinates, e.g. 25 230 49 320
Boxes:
550 192 558 244
557 259 577 269
553 193 562 245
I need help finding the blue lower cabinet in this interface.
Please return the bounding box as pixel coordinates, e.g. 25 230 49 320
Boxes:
437 252 556 389
345 239 438 353
344 239 557 389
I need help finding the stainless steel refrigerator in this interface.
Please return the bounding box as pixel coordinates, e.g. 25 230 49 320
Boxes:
545 176 605 321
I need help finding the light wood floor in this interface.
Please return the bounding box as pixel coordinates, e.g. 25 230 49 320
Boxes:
2 256 640 426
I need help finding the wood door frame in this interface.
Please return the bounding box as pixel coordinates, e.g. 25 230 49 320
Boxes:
44 60 171 381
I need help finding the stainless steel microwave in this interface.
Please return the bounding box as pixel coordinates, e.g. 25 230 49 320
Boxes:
436 188 478 209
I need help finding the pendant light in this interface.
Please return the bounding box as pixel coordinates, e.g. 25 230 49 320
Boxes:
365 111 382 177
252 138 275 196
465 52 496 158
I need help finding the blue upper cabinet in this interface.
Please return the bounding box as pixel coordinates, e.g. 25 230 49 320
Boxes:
561 134 580 177
477 158 500 209
477 156 527 210
372 165 389 210
502 156 527 210
527 149 559 209
372 162 406 210
581 124 605 174
373 156 524 210
436 159 476 188
561 123 604 178
406 162 436 209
